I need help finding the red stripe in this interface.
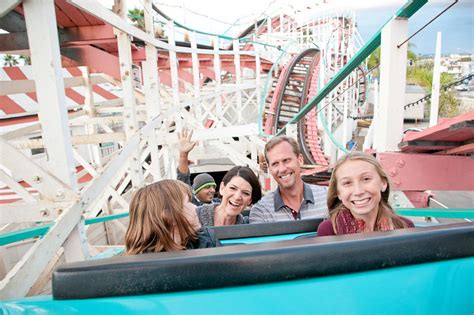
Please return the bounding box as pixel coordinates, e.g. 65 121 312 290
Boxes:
3 67 38 102
67 67 118 100
0 189 37 196
0 115 39 126
62 68 86 105
65 87 85 105
0 198 21 204
0 95 26 115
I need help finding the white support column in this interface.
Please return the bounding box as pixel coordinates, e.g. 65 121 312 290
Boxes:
0 0 21 19
364 79 379 150
340 92 349 157
213 36 223 125
325 94 333 160
167 21 181 128
190 32 203 124
114 0 143 187
375 18 408 152
233 39 243 123
430 32 442 127
23 0 77 191
255 48 262 114
373 79 379 149
279 13 284 33
143 0 161 181
80 66 102 169
23 0 88 262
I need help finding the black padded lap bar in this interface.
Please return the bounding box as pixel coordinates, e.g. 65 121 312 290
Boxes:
213 218 323 240
52 223 474 300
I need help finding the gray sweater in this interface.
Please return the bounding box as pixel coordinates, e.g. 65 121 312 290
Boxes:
196 203 248 227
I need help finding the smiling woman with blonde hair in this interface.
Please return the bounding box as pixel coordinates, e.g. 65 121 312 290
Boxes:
125 179 219 255
317 152 414 236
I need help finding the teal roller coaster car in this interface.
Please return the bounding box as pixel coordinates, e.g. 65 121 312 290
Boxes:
1 221 473 314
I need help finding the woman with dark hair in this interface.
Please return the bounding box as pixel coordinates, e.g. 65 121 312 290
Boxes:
317 152 414 236
125 179 219 255
196 166 262 226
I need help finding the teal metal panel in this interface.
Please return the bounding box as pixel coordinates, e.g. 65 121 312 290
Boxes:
220 232 314 244
2 257 473 314
395 208 474 219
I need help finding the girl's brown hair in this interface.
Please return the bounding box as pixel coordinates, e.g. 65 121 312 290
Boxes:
327 152 411 233
125 179 198 255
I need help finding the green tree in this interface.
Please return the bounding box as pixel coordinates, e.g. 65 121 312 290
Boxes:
3 54 18 66
367 47 380 71
128 8 145 31
438 90 459 118
407 62 459 118
367 43 417 76
19 55 31 65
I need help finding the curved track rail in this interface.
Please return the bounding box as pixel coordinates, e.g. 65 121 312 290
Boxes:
264 48 328 166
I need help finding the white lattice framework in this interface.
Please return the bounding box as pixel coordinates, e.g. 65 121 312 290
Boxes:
0 0 267 299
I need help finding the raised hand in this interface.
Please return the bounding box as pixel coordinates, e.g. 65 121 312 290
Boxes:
178 128 197 155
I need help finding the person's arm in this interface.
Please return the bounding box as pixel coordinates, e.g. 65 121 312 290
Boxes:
176 128 197 185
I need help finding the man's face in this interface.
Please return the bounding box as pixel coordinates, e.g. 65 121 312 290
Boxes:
195 185 216 203
266 141 303 190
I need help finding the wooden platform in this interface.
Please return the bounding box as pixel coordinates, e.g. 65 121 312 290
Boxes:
399 112 474 154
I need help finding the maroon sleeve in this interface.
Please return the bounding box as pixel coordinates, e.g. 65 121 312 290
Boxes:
317 219 335 236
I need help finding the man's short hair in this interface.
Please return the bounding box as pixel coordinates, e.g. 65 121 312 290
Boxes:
264 136 301 162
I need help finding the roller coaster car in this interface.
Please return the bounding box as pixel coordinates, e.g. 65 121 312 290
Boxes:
2 222 473 314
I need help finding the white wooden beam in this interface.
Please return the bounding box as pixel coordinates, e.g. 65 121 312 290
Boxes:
0 169 36 203
27 247 64 297
23 0 78 191
213 36 223 125
154 123 259 146
0 74 108 96
113 0 143 188
0 111 166 298
233 39 243 123
375 17 408 152
0 198 84 299
0 137 76 201
0 201 73 223
80 67 102 169
9 133 126 149
429 32 442 127
142 0 161 181
0 0 21 19
166 21 181 126
190 31 203 124
67 0 256 57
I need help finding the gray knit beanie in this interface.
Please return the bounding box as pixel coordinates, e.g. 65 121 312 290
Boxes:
192 173 216 194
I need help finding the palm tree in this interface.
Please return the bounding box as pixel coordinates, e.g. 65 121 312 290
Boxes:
367 42 417 76
19 55 31 65
3 54 19 66
407 63 458 118
128 8 145 31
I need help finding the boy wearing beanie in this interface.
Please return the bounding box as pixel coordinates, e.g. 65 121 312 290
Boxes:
177 129 219 206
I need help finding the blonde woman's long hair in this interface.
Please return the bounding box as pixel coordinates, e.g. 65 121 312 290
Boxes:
125 179 198 255
327 152 410 233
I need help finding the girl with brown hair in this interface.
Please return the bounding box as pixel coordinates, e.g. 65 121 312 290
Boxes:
317 152 414 236
125 179 219 255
